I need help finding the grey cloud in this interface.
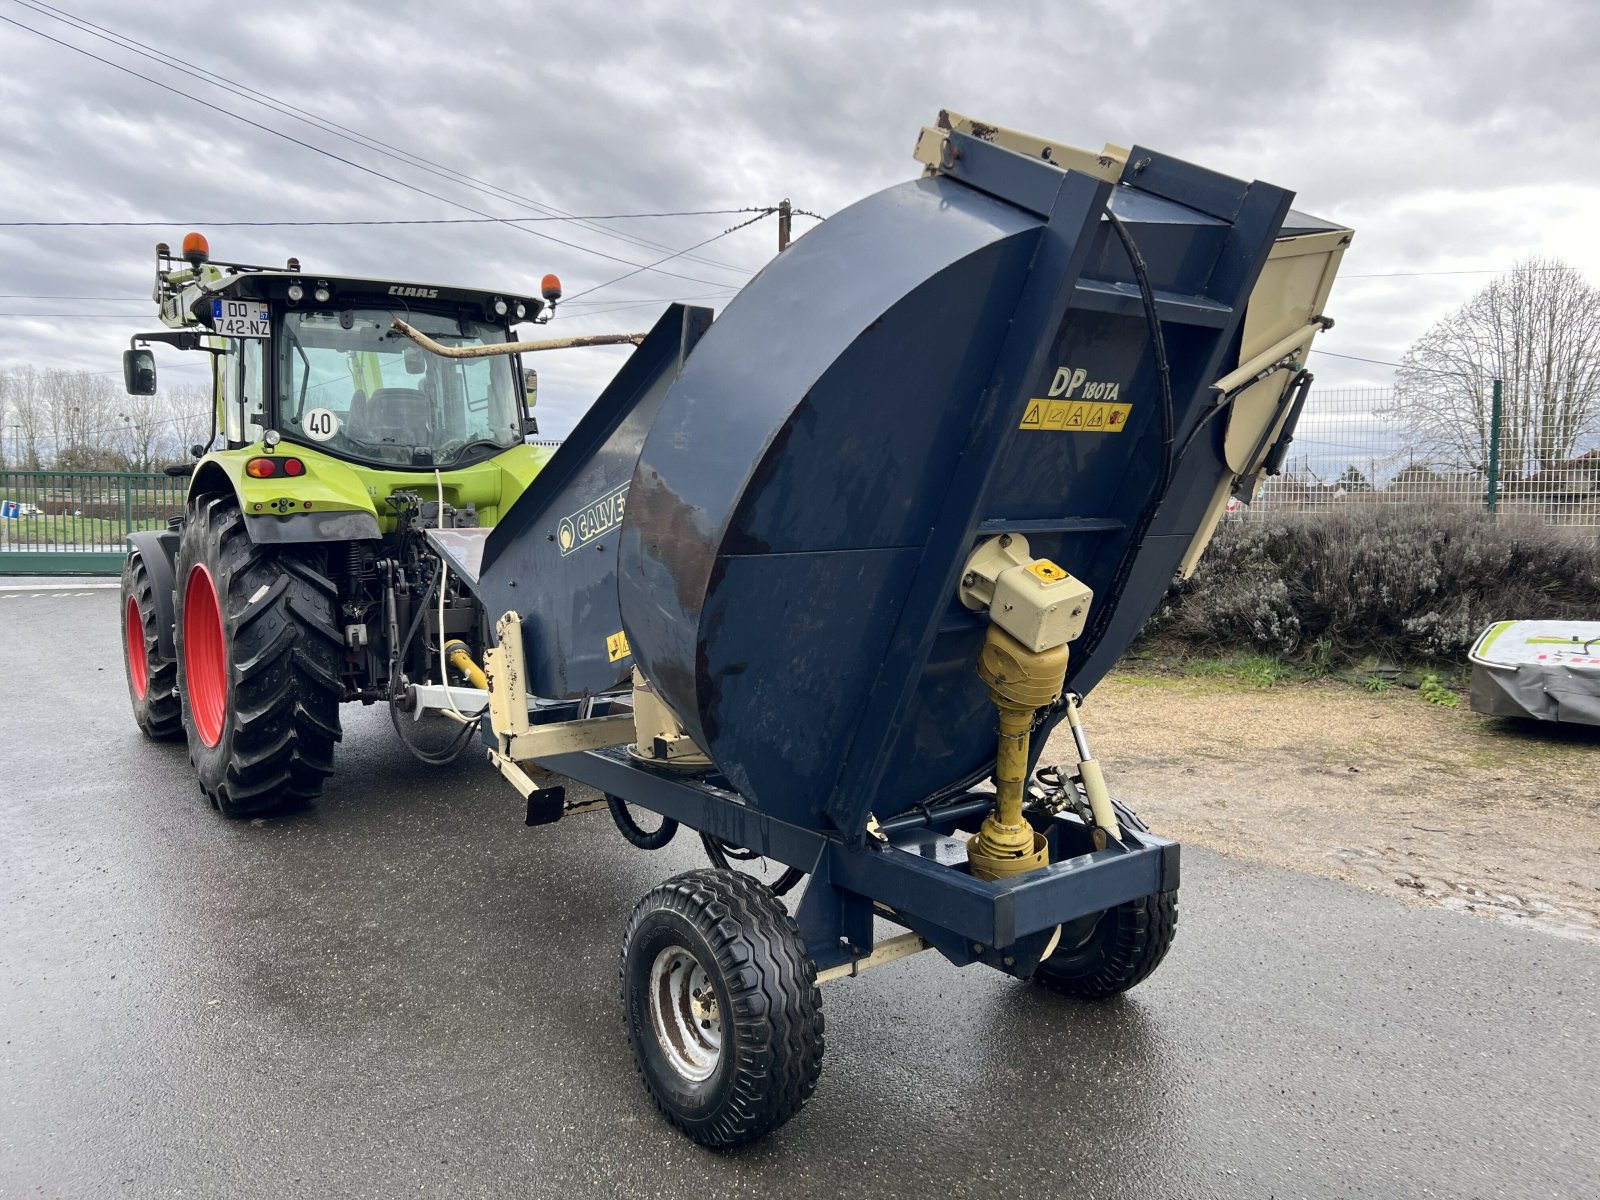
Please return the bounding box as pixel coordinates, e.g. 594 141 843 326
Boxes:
2 0 1598 437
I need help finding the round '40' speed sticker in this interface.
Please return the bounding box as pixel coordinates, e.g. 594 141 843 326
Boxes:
302 408 340 441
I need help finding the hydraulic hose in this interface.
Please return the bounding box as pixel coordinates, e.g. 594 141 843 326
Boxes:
1078 210 1179 661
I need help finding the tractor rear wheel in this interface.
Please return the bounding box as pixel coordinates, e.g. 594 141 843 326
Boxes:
621 869 824 1147
1031 889 1178 1000
174 496 343 817
120 551 182 740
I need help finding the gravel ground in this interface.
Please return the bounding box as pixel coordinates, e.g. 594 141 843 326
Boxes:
1046 670 1600 943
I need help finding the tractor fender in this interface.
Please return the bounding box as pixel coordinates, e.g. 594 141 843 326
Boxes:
188 452 382 546
126 529 181 660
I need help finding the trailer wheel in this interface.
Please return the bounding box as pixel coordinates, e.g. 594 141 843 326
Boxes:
121 552 182 740
175 496 343 817
1032 889 1178 1000
621 869 824 1147
607 795 679 849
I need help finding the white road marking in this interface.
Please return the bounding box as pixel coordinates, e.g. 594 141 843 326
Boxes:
0 580 120 592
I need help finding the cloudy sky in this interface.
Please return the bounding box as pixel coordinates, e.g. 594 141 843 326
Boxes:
1 0 1597 453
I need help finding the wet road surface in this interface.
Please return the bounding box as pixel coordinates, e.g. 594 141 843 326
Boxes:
3 584 1596 1198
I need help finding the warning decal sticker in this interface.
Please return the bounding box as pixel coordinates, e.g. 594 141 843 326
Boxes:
606 630 632 663
1019 400 1132 433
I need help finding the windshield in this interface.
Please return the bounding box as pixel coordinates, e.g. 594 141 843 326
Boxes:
277 308 521 468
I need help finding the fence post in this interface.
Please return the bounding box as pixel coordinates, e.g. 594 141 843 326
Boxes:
122 471 134 546
1486 378 1502 515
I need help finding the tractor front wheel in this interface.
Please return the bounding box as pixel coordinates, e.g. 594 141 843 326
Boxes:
120 551 182 740
174 496 343 817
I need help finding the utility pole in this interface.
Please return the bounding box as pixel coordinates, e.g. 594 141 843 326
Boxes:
1486 377 1503 515
777 198 792 252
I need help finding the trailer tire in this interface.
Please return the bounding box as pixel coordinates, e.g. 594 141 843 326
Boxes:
121 552 183 740
621 869 824 1147
1032 889 1178 1000
607 795 679 849
175 495 343 817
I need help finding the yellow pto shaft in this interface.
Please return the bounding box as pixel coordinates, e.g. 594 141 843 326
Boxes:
966 625 1070 881
443 640 489 691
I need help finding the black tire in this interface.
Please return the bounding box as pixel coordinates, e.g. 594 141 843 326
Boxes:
621 869 824 1147
1032 889 1178 1000
174 495 344 817
607 795 679 849
699 832 806 897
120 552 182 740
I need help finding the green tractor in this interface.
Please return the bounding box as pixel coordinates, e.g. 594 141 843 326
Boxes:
119 231 561 815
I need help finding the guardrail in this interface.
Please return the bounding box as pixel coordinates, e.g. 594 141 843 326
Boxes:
0 469 187 576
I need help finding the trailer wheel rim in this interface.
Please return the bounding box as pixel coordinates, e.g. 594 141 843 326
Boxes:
184 564 227 748
647 945 722 1082
125 595 148 699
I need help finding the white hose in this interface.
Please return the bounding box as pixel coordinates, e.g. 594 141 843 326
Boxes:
435 468 473 726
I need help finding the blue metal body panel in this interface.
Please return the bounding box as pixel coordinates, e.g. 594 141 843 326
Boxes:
453 131 1333 976
466 304 711 699
620 139 1293 838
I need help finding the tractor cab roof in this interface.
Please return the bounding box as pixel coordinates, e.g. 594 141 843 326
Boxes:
196 270 547 326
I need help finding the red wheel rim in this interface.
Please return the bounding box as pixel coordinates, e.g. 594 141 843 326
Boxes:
183 564 227 747
125 594 148 699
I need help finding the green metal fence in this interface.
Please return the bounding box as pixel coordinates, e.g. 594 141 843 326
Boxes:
0 469 188 576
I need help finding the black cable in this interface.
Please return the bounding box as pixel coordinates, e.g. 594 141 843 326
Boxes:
698 833 805 897
563 209 777 302
386 564 478 765
0 211 769 229
14 0 754 274
1080 211 1177 659
0 9 740 290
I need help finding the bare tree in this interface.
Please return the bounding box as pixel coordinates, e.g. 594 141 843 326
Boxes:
160 382 214 461
5 365 48 470
114 387 168 472
1392 257 1600 478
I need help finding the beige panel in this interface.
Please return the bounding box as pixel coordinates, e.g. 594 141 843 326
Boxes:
914 109 1128 181
1223 228 1352 475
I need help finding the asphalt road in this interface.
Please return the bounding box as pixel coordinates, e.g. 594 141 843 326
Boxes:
3 582 1597 1199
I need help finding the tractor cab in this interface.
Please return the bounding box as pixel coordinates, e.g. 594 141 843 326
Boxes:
125 233 555 470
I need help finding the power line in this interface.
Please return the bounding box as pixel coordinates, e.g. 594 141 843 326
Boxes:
1311 348 1485 384
0 210 762 229
0 9 746 292
0 294 145 300
1341 265 1587 280
12 0 754 275
563 209 776 303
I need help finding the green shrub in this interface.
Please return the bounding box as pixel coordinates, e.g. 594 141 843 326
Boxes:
1419 674 1459 707
1144 509 1600 666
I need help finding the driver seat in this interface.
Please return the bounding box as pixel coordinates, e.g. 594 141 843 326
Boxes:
352 387 430 445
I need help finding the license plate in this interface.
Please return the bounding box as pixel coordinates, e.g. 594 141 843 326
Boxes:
210 299 271 338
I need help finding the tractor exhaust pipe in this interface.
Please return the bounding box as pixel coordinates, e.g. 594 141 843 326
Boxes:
390 318 647 359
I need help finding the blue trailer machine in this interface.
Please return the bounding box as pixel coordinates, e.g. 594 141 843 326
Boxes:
413 111 1353 1146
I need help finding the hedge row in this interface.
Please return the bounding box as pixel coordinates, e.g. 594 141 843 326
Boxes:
1142 509 1600 665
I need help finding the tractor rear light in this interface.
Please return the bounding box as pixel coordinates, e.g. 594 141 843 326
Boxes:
513 301 527 321
491 296 508 317
286 283 304 303
281 458 306 477
313 285 331 303
245 457 278 478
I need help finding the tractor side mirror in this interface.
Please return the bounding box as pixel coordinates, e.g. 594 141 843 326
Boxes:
524 367 538 407
123 348 156 396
